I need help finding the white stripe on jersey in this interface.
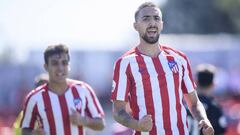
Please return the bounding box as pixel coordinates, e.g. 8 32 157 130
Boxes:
21 93 36 128
65 87 79 135
167 49 195 93
80 83 104 118
116 59 129 101
160 53 179 134
143 56 163 135
48 92 64 135
130 56 148 120
38 92 50 135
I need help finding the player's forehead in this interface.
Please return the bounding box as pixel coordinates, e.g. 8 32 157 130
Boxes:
48 53 69 61
138 7 162 18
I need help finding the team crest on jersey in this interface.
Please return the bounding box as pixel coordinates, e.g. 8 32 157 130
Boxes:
74 98 82 111
168 61 179 73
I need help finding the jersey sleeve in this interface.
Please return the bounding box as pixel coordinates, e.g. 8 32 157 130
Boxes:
181 55 197 93
84 84 104 118
20 92 38 129
111 58 131 102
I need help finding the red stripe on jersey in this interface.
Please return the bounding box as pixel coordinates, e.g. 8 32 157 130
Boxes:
127 64 139 120
72 86 83 135
152 57 173 135
42 91 56 135
186 58 196 89
84 83 104 117
20 85 46 127
85 97 93 118
29 104 38 128
37 112 44 129
135 131 141 135
124 64 131 101
59 95 71 135
166 56 185 135
112 48 136 101
181 65 188 93
127 64 140 135
111 59 121 100
162 46 196 90
136 55 157 135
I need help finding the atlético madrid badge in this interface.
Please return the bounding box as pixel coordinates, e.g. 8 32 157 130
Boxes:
74 98 82 111
168 61 179 73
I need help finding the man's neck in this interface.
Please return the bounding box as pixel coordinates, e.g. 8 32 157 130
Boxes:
137 43 161 57
48 80 68 95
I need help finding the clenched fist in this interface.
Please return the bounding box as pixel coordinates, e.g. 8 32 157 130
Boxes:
136 115 153 132
198 120 214 135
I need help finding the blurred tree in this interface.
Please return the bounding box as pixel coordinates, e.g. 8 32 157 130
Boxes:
161 0 239 34
216 0 240 33
0 45 15 64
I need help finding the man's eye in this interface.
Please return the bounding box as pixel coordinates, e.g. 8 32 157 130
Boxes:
143 18 149 21
52 62 58 66
155 17 160 21
63 61 69 65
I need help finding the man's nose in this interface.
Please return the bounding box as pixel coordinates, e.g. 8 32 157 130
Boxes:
149 18 156 27
57 64 65 71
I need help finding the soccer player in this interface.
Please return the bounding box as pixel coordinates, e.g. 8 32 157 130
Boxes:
20 44 105 135
111 2 214 135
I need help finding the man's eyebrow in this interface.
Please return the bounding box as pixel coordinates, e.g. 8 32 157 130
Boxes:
142 15 151 18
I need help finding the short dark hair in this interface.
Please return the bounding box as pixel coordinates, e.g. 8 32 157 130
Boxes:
44 44 70 64
196 64 216 88
134 2 159 22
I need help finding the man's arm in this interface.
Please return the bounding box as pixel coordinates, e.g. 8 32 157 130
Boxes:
70 108 104 130
184 91 214 135
112 100 152 132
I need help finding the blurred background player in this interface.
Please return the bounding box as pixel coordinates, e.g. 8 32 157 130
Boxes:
20 44 105 135
188 64 227 135
13 73 49 135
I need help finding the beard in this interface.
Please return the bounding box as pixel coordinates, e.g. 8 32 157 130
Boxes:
142 32 160 44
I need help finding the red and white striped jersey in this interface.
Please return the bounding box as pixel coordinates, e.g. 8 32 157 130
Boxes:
21 79 104 135
111 45 196 135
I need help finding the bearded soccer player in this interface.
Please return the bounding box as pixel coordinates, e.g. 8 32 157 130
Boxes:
21 44 105 135
111 2 214 135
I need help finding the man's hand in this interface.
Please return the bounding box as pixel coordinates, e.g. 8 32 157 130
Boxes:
136 115 153 132
69 108 86 126
33 119 45 135
33 128 45 135
198 120 214 135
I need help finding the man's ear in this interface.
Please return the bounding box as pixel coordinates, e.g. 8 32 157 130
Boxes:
68 66 71 72
133 22 138 31
44 64 48 72
160 21 164 31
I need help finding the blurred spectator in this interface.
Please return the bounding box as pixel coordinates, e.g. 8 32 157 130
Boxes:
228 66 240 94
188 64 227 135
